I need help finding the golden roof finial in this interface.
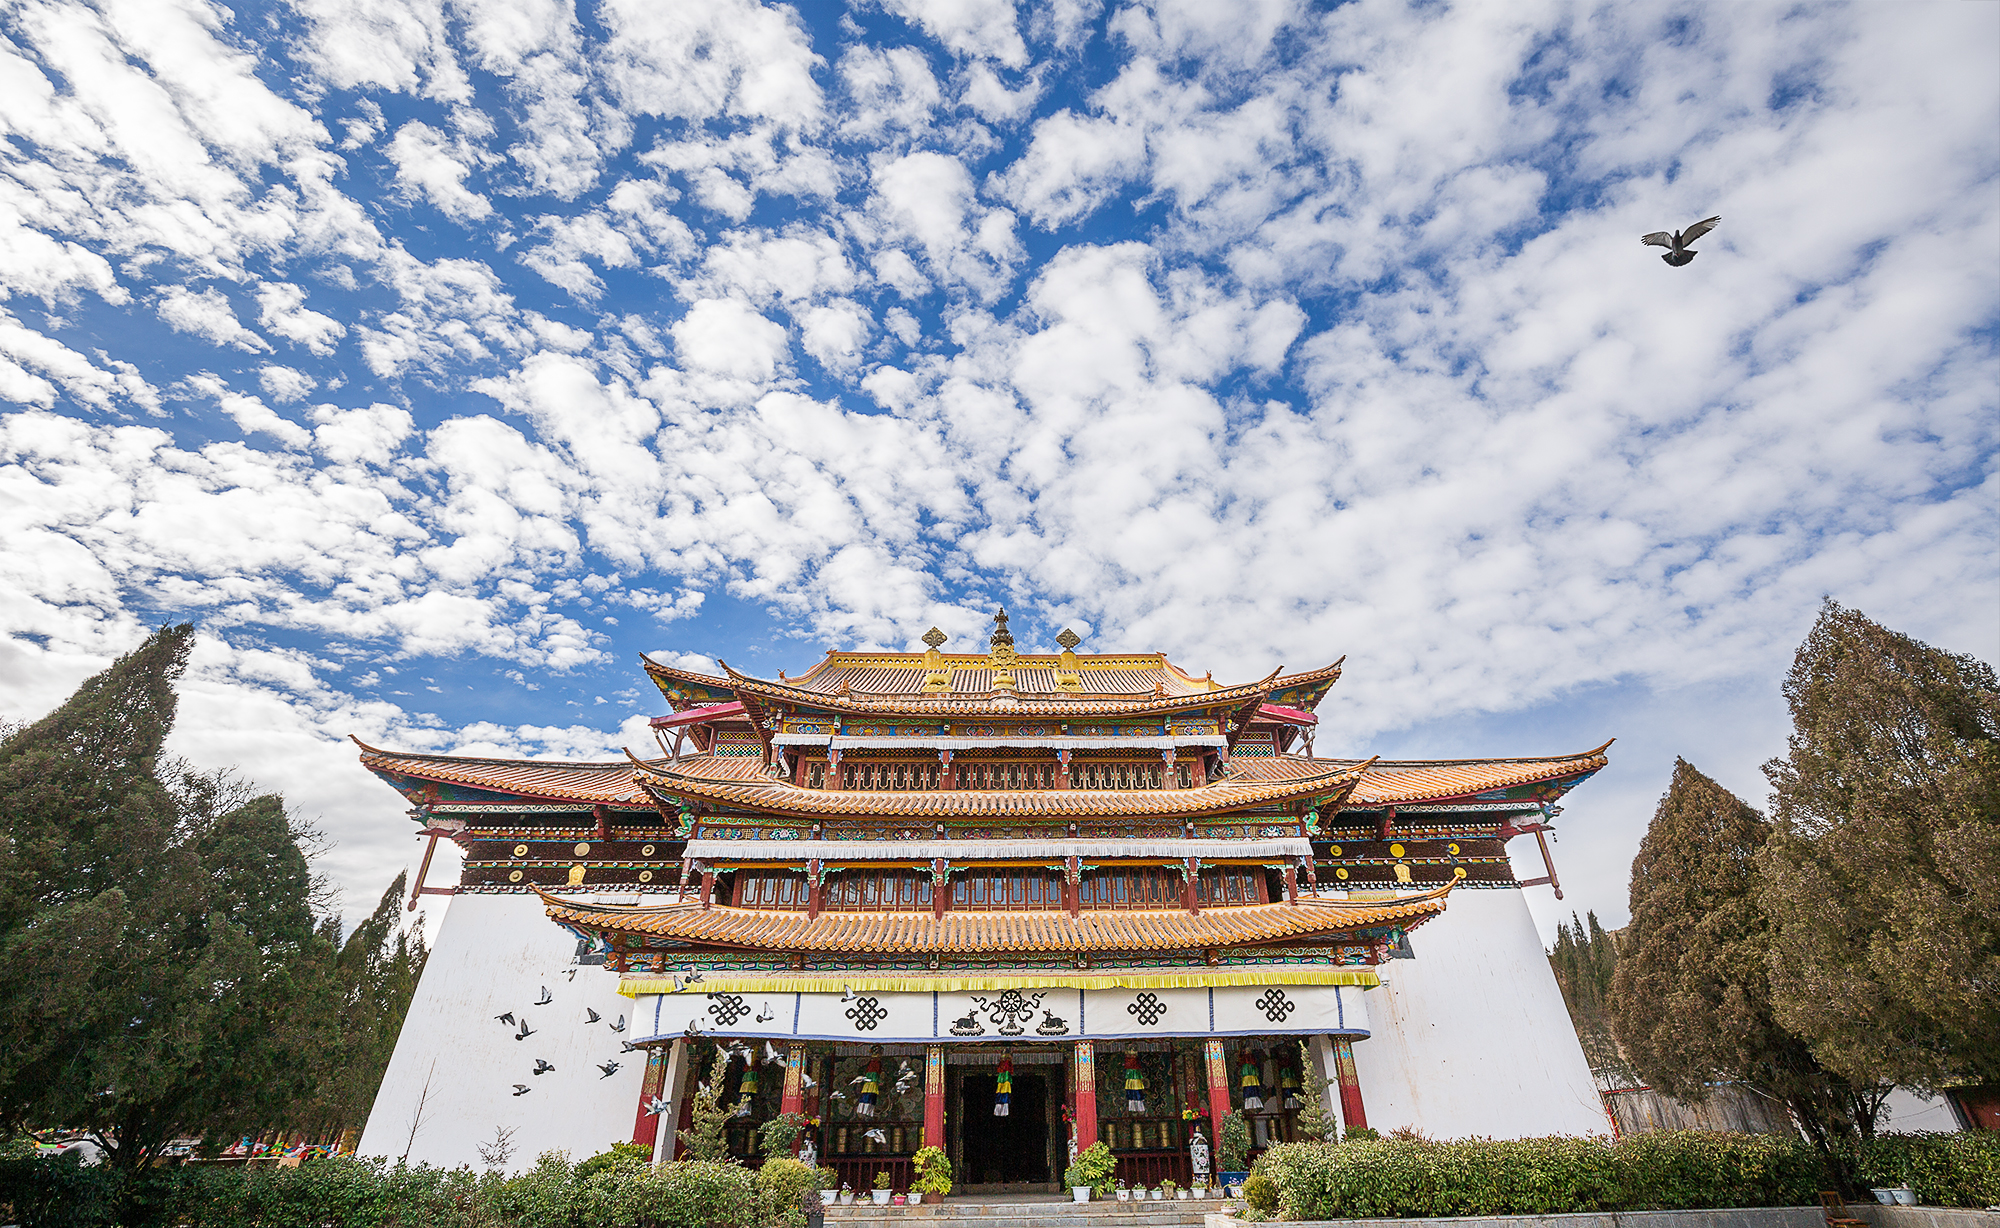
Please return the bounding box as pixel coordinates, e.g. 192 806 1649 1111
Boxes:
1055 627 1080 651
988 608 1016 691
989 608 1013 651
921 626 952 693
922 627 947 650
1055 626 1083 691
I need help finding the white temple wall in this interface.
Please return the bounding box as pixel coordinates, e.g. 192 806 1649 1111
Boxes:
1353 887 1608 1139
358 893 645 1171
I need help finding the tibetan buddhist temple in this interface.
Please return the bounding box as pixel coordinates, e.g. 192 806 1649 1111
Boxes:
355 615 1612 1181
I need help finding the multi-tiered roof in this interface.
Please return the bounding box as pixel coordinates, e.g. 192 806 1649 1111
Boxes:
356 612 1608 988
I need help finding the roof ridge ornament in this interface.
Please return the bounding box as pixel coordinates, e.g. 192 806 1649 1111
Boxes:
921 627 952 694
1055 627 1083 691
988 609 1016 692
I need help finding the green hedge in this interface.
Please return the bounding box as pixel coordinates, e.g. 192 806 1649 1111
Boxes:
1257 1131 2000 1220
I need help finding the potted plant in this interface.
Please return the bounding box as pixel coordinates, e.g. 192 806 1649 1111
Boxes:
1064 1141 1115 1203
1115 1180 1131 1202
871 1170 894 1205
912 1146 953 1204
839 1182 856 1205
891 1194 907 1206
817 1166 841 1205
1162 1179 1182 1201
1218 1111 1251 1194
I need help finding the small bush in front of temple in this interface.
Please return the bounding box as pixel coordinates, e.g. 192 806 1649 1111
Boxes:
754 1156 822 1227
1848 1131 2000 1209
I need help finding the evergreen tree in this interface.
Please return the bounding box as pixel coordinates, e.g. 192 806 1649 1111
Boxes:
295 872 430 1140
1548 911 1633 1085
0 626 333 1168
1611 758 1881 1161
1759 601 2000 1091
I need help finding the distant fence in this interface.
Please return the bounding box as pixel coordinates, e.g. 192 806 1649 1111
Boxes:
1601 1083 1797 1137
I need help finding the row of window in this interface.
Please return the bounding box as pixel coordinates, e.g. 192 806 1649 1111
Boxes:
729 867 1271 911
801 759 1197 790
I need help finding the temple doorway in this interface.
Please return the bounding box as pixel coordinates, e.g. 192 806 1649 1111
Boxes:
955 1068 1057 1192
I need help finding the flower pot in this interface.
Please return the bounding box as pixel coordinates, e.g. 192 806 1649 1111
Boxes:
892 1195 907 1206
839 1192 855 1205
1891 1189 1917 1206
923 1192 943 1205
1072 1187 1091 1203
1149 1189 1161 1200
873 1190 892 1205
1177 1190 1191 1200
1872 1190 1897 1206
1116 1189 1131 1202
820 1191 837 1206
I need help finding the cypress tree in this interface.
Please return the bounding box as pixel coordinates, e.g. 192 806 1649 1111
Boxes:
1759 601 2000 1091
1611 758 1880 1162
294 871 430 1140
0 625 334 1168
1548 910 1632 1084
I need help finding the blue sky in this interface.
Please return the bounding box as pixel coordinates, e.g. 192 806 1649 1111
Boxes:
1 0 1994 942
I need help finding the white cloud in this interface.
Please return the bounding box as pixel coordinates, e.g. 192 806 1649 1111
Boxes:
157 286 272 353
256 283 347 356
838 45 943 144
670 298 790 382
258 365 317 402
386 120 494 221
883 0 1029 68
866 150 1022 299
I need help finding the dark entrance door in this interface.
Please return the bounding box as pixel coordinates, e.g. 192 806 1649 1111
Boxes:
959 1072 1050 1187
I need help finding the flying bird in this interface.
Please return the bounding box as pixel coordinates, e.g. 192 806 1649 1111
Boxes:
828 1089 848 1101
621 1040 642 1053
839 985 854 1002
801 1073 817 1089
683 967 704 984
534 986 553 1006
563 969 578 981
515 1020 536 1041
646 1096 672 1115
610 1014 626 1033
755 1002 774 1023
494 1012 516 1026
684 1020 704 1040
586 1008 602 1024
533 1059 555 1075
598 1060 621 1079
512 1084 532 1097
763 1042 784 1066
1640 215 1721 267
863 1128 887 1144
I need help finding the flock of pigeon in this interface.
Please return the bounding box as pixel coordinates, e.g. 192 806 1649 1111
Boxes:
500 974 634 1098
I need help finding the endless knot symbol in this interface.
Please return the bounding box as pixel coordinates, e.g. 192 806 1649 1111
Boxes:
845 996 887 1032
1254 989 1296 1024
706 993 750 1026
1126 992 1167 1026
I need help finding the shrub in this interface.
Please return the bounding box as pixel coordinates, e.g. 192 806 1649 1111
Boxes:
756 1156 821 1228
1848 1131 2000 1208
628 1159 758 1228
0 1155 121 1228
1241 1170 1278 1214
576 1142 652 1181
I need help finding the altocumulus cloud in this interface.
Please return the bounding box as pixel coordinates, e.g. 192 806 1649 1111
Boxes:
0 0 1992 935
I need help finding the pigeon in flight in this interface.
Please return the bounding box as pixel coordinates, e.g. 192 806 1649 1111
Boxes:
512 1084 532 1097
863 1128 888 1144
755 1002 774 1023
646 1095 672 1116
839 985 854 1002
533 1059 555 1076
515 1019 536 1041
1641 216 1720 267
598 1060 621 1079
763 1041 785 1066
586 1008 602 1024
563 968 578 981
621 1040 642 1053
683 967 704 984
534 986 553 1006
494 1012 516 1026
610 1015 626 1033
801 1073 817 1089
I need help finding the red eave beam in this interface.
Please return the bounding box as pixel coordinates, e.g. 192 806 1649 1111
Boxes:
650 702 746 730
1257 703 1317 726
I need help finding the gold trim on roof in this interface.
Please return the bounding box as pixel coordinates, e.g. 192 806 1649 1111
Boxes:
541 882 1450 955
618 966 1383 998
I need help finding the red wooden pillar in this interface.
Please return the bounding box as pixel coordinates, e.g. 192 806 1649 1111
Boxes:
940 750 955 790
1184 858 1201 913
1065 856 1081 917
931 861 948 920
924 1045 946 1149
782 1043 807 1119
1283 864 1297 904
827 749 843 790
1072 1041 1098 1149
1203 1039 1232 1139
1330 1037 1367 1132
632 1045 669 1145
807 860 823 918
1055 749 1071 789
701 868 715 909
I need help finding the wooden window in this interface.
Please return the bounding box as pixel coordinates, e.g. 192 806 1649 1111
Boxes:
732 871 809 909
822 871 933 911
1076 761 1167 790
951 870 1061 910
1079 867 1183 909
837 761 940 790
953 761 1054 789
1196 868 1267 906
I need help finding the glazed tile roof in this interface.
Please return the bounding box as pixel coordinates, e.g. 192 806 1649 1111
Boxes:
353 738 658 806
540 882 1452 954
1345 744 1613 806
641 653 1347 716
636 752 1369 817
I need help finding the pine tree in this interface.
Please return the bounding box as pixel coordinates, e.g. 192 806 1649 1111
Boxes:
1610 758 1880 1161
1548 911 1633 1085
294 872 431 1141
1759 601 2000 1091
678 1047 735 1164
0 626 333 1168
